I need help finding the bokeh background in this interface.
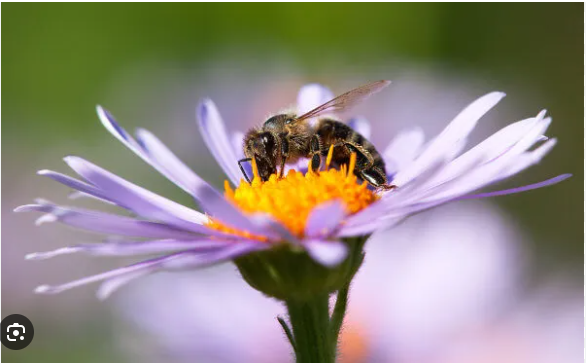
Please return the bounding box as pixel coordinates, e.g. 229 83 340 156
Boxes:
2 3 583 363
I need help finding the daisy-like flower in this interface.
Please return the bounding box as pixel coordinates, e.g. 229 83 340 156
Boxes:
115 203 581 363
17 82 569 363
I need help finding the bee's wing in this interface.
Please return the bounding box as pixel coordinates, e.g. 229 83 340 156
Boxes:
294 80 390 122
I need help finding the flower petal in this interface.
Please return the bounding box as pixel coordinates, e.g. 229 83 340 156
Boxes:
393 92 506 186
35 253 178 296
232 131 246 159
232 131 252 178
64 156 209 229
304 201 346 237
96 269 151 301
14 199 202 238
305 239 348 267
336 215 404 238
197 99 242 185
38 170 115 205
427 111 547 186
248 214 298 243
135 128 222 201
383 127 425 176
297 83 334 115
460 174 571 200
199 195 280 240
35 243 264 299
26 239 231 260
385 173 571 220
419 117 553 203
68 191 117 205
96 242 265 299
98 106 222 203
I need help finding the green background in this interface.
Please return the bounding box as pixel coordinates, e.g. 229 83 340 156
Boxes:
2 3 583 362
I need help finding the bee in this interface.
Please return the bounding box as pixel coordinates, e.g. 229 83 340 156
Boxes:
239 80 395 190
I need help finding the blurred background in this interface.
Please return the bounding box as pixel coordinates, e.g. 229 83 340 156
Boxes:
2 3 583 363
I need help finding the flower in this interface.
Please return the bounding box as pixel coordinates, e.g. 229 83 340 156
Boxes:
114 202 581 363
16 82 569 299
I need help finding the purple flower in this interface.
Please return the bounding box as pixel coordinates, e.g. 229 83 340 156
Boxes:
16 83 569 299
114 202 581 363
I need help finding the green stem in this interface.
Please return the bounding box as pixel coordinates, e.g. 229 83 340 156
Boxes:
285 294 334 363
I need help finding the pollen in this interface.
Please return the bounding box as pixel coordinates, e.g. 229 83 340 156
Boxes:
207 153 377 239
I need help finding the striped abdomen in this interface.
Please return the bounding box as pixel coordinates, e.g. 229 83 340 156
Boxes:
315 119 386 172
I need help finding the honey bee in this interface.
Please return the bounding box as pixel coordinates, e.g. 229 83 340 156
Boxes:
240 80 395 190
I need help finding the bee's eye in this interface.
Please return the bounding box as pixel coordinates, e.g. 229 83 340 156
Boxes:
285 118 293 125
262 135 270 144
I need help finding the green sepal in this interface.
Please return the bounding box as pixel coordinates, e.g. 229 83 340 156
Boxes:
234 236 367 302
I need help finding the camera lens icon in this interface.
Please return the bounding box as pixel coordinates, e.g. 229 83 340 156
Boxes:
1 314 34 349
7 323 26 342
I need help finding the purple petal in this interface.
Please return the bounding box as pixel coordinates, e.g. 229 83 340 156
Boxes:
297 83 334 115
305 239 348 267
158 242 264 270
135 128 223 201
97 106 139 148
375 173 571 223
232 131 245 158
97 106 221 202
383 127 425 176
35 243 265 299
68 191 116 205
197 99 242 185
64 156 209 230
393 92 505 186
337 215 403 238
495 138 557 182
459 174 571 200
248 214 298 243
34 253 178 296
341 156 454 233
304 201 346 237
108 129 275 238
26 239 231 260
98 242 265 299
14 200 202 239
419 118 554 203
232 131 252 178
428 111 549 186
97 269 151 300
38 170 116 205
198 194 280 240
348 117 371 139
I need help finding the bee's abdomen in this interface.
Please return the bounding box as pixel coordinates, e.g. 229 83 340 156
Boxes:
316 119 386 170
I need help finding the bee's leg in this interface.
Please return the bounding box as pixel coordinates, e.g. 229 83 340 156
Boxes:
238 158 252 184
343 142 374 170
279 137 289 178
359 167 396 191
309 134 322 172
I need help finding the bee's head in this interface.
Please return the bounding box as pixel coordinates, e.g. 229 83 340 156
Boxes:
243 130 278 181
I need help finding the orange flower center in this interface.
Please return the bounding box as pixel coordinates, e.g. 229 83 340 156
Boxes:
207 150 377 240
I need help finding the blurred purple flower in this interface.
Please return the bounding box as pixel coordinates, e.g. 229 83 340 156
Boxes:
116 266 289 363
16 82 568 298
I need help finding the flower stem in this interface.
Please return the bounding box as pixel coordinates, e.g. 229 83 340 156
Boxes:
285 294 334 363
